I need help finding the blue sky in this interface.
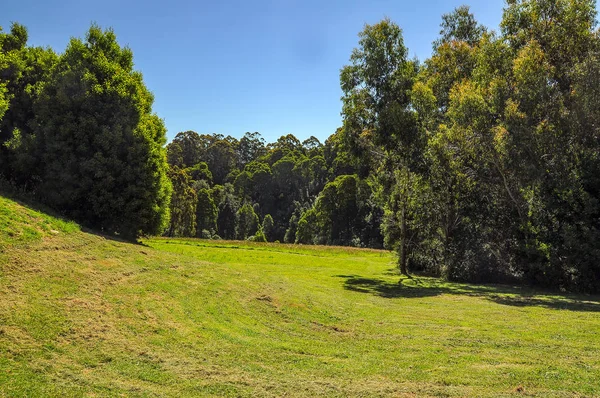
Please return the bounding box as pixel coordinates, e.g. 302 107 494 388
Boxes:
0 0 552 143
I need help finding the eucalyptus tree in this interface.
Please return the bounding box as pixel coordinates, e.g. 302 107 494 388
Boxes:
340 19 422 274
167 167 196 237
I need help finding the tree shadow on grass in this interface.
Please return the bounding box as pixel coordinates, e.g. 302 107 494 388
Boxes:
335 274 600 312
485 294 600 312
338 275 443 299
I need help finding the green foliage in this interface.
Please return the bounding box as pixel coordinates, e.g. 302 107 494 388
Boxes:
404 0 600 290
0 83 7 122
167 167 196 237
296 175 382 247
28 25 171 239
207 139 237 185
252 226 267 242
187 161 213 184
236 203 259 240
262 214 275 242
434 5 486 49
162 126 374 247
216 184 239 239
238 131 266 167
333 0 600 290
296 208 318 245
195 187 217 236
167 131 204 167
0 24 58 184
341 18 422 273
2 3 594 292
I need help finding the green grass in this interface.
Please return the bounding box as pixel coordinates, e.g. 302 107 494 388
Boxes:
1 194 599 397
0 195 78 251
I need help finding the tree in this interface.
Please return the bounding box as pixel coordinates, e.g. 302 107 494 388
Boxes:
0 85 6 123
236 203 259 240
216 184 239 239
207 139 237 185
411 6 500 279
188 162 213 184
196 187 218 236
33 25 171 239
340 19 422 274
497 0 600 290
238 132 266 167
262 214 276 242
302 136 323 157
167 131 204 167
296 208 318 244
269 134 302 154
233 170 253 199
167 167 196 237
433 5 486 49
166 141 184 168
0 23 58 185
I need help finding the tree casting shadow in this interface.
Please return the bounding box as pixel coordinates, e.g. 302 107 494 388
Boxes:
339 275 443 299
336 274 600 312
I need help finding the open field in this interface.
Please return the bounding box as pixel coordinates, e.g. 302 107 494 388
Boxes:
1 194 599 397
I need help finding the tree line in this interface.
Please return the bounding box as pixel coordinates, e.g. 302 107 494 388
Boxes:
164 130 384 247
1 0 600 292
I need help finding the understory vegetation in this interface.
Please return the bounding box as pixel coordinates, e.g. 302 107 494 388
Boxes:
0 194 599 397
1 0 600 292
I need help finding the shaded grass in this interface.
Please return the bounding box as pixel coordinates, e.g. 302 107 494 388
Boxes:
340 274 600 311
0 197 599 396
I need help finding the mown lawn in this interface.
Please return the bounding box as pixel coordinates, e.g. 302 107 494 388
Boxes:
0 195 599 397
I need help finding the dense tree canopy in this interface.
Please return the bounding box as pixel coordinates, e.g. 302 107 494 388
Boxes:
0 24 171 239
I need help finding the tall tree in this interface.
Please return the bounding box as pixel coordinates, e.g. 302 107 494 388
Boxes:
411 6 500 279
340 19 422 274
262 214 276 242
216 184 239 239
0 23 58 185
434 5 486 49
167 167 196 237
33 25 171 239
206 139 237 185
167 131 204 168
195 186 218 236
236 203 259 240
237 132 266 167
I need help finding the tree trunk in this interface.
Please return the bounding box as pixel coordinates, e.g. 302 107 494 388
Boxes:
399 201 408 275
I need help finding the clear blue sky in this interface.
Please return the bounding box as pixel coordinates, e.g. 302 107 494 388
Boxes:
0 0 547 143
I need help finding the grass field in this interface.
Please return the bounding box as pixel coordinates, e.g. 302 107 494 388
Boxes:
1 194 599 397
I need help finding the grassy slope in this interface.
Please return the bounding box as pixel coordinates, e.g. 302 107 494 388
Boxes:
0 194 599 397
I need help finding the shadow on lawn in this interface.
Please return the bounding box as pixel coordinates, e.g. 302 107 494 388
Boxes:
340 275 443 298
336 274 600 312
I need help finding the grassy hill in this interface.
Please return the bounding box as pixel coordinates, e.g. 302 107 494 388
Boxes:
1 194 599 397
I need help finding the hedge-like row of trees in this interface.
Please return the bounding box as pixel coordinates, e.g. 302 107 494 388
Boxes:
0 24 171 239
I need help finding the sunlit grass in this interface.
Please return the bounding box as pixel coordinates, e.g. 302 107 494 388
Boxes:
0 194 599 397
0 195 78 251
